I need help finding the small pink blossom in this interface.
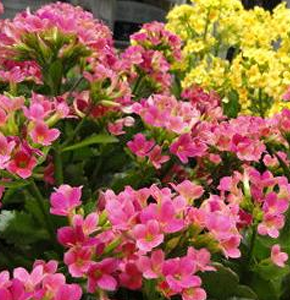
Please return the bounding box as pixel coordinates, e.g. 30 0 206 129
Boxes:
64 246 93 277
271 244 288 268
170 134 207 163
133 220 164 252
148 145 170 169
0 134 15 169
87 258 119 293
29 122 60 146
7 148 37 179
50 185 82 216
127 133 155 157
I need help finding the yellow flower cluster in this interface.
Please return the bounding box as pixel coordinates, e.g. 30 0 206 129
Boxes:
166 1 290 116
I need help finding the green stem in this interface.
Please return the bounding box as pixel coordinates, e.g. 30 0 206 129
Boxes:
258 88 264 118
203 9 211 42
54 148 63 186
28 181 55 240
247 225 257 265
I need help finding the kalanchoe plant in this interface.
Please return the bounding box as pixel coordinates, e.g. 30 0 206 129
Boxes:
1 1 290 300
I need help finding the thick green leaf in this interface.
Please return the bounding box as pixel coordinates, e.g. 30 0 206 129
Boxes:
62 134 118 152
0 210 49 245
249 274 278 300
200 263 257 300
254 262 290 281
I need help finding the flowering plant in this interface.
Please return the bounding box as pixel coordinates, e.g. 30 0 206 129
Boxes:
0 1 290 300
167 0 290 117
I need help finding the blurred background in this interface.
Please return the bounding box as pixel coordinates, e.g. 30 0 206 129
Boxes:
1 0 289 47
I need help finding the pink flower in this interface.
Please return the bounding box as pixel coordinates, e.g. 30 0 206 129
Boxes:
187 248 215 272
64 246 93 277
162 256 199 293
258 214 285 238
127 133 154 157
50 185 82 216
29 122 60 146
148 145 170 169
0 134 15 169
271 244 288 268
119 262 143 290
57 213 99 247
171 180 204 203
137 250 165 279
182 286 207 300
13 265 44 292
133 220 164 252
170 134 207 164
55 284 82 300
230 134 265 162
7 148 37 179
87 258 119 292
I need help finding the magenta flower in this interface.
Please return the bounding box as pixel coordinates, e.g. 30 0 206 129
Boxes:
148 145 170 169
50 185 82 216
170 134 207 164
127 133 155 157
30 122 60 146
271 244 288 268
87 258 119 292
133 220 164 252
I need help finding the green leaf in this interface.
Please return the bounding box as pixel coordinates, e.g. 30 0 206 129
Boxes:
0 179 31 188
62 134 118 152
0 210 15 231
254 262 290 281
222 90 241 118
0 210 49 245
249 274 279 300
200 263 257 300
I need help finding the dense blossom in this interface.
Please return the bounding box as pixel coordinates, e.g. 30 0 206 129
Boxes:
1 1 290 300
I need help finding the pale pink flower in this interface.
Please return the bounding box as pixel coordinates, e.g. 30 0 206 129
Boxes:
271 244 288 268
13 265 44 292
171 180 204 202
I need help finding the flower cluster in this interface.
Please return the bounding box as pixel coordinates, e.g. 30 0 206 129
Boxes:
0 260 82 300
0 1 290 300
166 0 290 116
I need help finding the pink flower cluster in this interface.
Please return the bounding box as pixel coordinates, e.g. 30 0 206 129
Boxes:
120 23 182 94
0 260 82 300
0 93 68 179
49 182 218 299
